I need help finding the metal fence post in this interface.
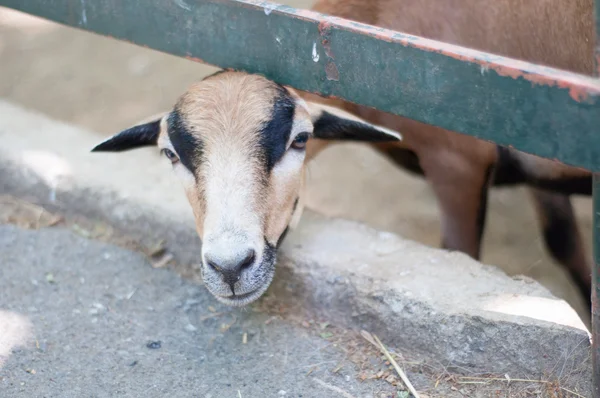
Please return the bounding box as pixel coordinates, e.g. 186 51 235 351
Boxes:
593 0 600 395
593 174 600 396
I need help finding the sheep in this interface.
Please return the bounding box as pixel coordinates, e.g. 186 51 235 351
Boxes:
92 71 402 306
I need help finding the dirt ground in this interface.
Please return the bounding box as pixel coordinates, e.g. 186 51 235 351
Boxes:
0 4 593 320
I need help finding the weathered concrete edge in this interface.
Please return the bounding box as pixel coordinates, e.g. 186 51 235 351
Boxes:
279 258 592 375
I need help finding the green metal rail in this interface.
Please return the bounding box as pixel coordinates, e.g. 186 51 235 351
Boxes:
1 0 599 393
3 0 600 170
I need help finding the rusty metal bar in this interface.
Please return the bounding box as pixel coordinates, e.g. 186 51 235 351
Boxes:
1 0 600 171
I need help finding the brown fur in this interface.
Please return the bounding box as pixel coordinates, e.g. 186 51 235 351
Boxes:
303 0 594 304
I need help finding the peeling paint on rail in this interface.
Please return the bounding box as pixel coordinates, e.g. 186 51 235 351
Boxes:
418 41 600 103
242 0 600 103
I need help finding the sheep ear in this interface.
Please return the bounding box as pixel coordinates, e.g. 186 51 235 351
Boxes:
284 86 402 142
91 118 162 152
306 102 402 142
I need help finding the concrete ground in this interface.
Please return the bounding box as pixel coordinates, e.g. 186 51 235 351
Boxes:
0 3 592 319
0 223 404 398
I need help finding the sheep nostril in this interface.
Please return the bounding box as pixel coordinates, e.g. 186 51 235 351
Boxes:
207 260 220 273
240 250 256 271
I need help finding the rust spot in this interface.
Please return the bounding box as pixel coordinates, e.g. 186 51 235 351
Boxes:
185 55 206 64
318 21 335 58
318 20 333 35
325 62 339 81
322 39 334 58
319 19 338 79
483 61 596 103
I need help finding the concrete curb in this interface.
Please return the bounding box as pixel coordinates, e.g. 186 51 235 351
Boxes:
0 100 592 392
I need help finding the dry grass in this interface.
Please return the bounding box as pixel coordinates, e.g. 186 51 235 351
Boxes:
0 195 62 229
251 293 590 397
361 330 420 397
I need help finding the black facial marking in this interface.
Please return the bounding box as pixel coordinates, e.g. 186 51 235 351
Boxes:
259 85 296 171
92 120 160 152
263 239 277 265
313 111 394 142
168 109 202 172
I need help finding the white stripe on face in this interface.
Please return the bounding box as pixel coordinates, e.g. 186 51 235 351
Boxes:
200 138 266 255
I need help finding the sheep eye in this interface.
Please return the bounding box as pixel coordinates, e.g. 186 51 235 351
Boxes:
290 133 309 150
161 148 179 164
